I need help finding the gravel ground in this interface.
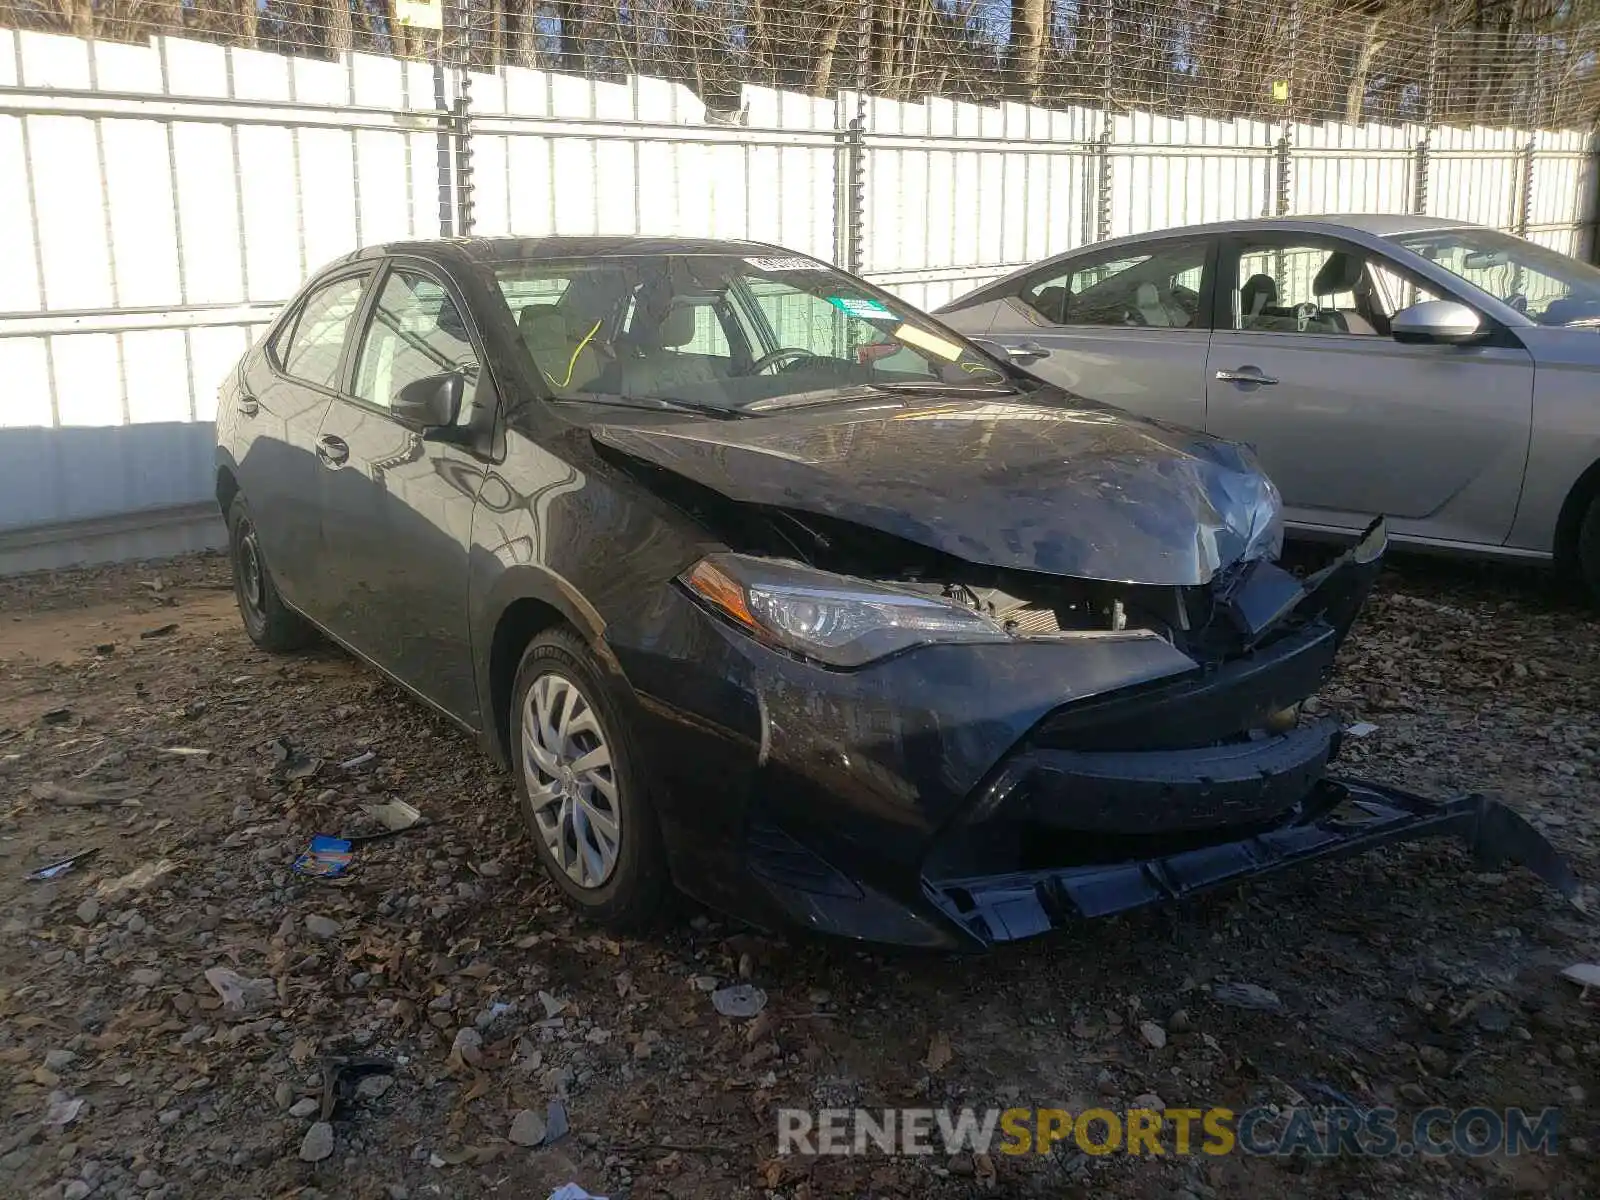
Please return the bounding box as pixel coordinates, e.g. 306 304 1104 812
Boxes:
0 550 1596 1200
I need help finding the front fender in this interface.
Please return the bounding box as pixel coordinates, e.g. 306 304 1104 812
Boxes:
468 554 624 766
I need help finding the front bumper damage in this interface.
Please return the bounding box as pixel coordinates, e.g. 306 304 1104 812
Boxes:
926 778 1580 945
628 516 1579 950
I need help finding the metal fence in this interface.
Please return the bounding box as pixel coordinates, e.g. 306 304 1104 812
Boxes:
0 17 1597 571
6 0 1598 127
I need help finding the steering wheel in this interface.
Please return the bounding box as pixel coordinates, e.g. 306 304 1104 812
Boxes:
749 347 815 375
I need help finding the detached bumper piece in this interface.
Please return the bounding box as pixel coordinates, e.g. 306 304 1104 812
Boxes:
926 778 1579 946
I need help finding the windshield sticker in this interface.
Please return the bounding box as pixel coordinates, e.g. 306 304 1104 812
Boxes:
745 255 828 273
827 295 895 320
892 323 964 362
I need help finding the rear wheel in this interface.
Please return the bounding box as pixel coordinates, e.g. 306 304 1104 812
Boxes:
510 628 666 928
1580 495 1600 604
226 495 315 652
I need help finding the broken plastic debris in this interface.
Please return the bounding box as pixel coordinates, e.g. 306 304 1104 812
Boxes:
44 1097 84 1127
94 858 176 899
26 849 99 881
360 800 423 834
284 757 322 782
711 983 768 1019
293 836 353 878
547 1185 606 1200
1560 963 1600 992
340 749 376 770
1345 721 1379 738
1211 981 1285 1012
30 781 136 807
156 746 210 757
204 967 276 1013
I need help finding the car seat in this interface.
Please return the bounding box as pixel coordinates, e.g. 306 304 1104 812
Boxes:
1310 252 1377 335
1239 273 1277 328
521 305 604 392
1134 281 1189 328
619 301 727 397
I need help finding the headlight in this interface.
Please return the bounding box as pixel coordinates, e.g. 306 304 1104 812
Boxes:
680 554 1007 667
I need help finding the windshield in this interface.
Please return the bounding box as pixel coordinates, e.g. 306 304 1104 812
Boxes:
1385 227 1600 326
488 253 1014 411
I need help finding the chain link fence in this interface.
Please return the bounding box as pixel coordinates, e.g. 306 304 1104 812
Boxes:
4 0 1596 128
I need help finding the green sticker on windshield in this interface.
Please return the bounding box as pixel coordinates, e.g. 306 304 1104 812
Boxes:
826 295 894 320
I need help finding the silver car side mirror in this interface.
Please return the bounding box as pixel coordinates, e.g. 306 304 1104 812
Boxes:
1391 300 1484 345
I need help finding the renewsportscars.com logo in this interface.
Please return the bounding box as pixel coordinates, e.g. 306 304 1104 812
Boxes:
776 1106 1562 1159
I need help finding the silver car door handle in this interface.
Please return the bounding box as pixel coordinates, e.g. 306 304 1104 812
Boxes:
1215 367 1278 385
1008 341 1050 363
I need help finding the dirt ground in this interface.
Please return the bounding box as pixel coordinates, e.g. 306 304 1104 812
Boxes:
0 550 1596 1200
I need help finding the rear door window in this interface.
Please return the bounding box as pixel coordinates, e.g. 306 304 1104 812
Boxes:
277 274 369 390
1020 239 1211 329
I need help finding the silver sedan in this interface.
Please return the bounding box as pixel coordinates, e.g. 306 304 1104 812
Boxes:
936 216 1600 598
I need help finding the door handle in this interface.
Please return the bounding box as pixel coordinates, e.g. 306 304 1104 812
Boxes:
1215 367 1279 385
1008 342 1050 363
236 396 260 417
316 435 350 467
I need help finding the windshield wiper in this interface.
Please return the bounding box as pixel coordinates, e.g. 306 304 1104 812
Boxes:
546 394 749 420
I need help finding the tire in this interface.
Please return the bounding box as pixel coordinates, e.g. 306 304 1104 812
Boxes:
510 627 667 929
226 495 315 652
1580 495 1600 604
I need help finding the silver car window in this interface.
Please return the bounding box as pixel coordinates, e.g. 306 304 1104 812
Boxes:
1019 239 1208 329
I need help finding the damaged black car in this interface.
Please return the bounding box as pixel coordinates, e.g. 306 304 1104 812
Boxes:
214 237 1576 949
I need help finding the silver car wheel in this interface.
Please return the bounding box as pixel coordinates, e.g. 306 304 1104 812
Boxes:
520 671 621 889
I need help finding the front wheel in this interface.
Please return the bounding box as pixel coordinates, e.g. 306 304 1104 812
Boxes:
226 495 315 652
510 628 667 928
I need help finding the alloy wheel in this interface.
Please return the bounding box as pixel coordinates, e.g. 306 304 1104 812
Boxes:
236 522 267 623
521 671 622 888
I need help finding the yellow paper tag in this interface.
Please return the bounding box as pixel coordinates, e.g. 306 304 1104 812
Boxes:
396 0 444 29
892 323 963 363
1271 80 1290 102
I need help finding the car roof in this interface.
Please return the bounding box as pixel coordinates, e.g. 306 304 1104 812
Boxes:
345 235 800 267
1086 213 1478 252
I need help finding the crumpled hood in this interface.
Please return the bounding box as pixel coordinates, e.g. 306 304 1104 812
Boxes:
591 392 1282 586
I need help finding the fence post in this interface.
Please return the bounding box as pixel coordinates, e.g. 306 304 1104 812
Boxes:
1590 135 1600 265
1516 137 1536 238
450 0 475 236
1273 0 1296 219
1274 131 1291 217
831 0 869 273
834 111 866 274
432 59 454 238
1413 24 1438 216
1094 0 1114 241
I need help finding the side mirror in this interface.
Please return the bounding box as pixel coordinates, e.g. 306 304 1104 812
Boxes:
1391 300 1484 345
392 371 464 430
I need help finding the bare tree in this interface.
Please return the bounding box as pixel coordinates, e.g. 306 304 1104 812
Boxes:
1010 0 1048 99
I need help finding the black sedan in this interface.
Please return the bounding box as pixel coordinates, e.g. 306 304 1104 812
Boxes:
214 237 1573 949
